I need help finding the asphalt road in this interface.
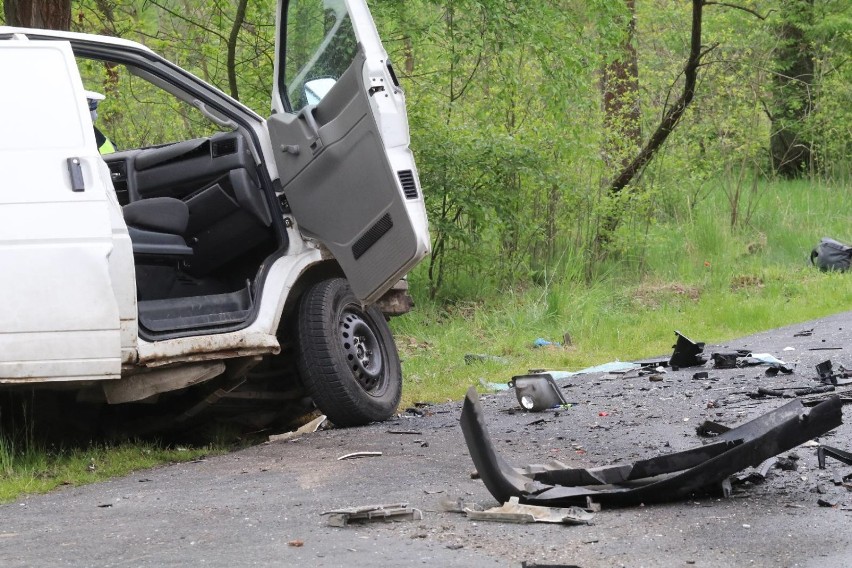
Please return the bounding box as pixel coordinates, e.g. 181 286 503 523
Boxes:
3 312 852 567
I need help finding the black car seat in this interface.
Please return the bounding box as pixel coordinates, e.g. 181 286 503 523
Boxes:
123 197 192 257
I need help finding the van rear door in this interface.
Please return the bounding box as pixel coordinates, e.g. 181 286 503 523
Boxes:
0 40 127 383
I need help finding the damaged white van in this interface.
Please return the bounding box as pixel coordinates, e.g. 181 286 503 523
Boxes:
0 0 429 429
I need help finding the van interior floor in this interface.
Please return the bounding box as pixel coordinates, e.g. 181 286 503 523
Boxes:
138 285 253 332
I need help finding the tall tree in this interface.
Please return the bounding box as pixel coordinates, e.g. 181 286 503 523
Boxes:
769 0 814 177
601 0 640 171
4 0 71 29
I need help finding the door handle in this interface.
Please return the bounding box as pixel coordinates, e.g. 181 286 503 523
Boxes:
67 157 85 192
299 105 323 152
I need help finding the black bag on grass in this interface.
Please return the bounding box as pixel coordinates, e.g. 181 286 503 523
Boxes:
811 237 852 272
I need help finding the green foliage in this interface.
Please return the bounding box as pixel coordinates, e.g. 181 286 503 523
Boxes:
2 0 850 296
393 177 852 405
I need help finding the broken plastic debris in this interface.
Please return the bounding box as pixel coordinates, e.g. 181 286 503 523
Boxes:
533 338 562 348
439 496 484 513
669 331 706 368
268 414 327 443
459 387 842 507
817 445 852 469
539 361 641 380
742 353 788 367
322 503 423 527
464 497 594 525
337 451 382 461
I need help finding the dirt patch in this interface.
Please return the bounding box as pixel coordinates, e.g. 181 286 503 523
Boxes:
731 274 765 292
632 281 701 309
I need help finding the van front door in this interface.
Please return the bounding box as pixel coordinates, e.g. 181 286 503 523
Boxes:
0 41 127 382
268 0 430 304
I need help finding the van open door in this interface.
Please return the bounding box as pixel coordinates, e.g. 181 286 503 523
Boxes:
0 41 128 382
268 0 430 304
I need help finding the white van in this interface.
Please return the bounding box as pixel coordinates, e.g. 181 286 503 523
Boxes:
0 0 430 428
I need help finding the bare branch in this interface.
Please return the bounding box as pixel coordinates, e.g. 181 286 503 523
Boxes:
227 0 249 101
704 2 775 21
609 0 708 194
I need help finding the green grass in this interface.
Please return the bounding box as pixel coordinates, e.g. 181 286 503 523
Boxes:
0 437 220 502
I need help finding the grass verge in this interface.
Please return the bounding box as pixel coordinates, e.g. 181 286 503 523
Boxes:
0 437 221 503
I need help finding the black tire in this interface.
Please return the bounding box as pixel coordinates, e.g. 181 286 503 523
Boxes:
295 278 402 427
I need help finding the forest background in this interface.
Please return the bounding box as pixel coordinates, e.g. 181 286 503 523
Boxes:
2 0 851 403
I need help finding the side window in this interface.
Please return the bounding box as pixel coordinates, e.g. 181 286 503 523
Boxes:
76 57 227 151
284 0 357 112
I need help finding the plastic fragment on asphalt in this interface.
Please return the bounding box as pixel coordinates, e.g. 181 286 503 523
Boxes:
460 387 843 507
268 414 326 443
537 361 642 380
669 331 706 368
439 496 483 513
817 445 852 469
322 503 423 527
337 451 382 460
695 420 731 437
747 353 787 366
464 497 594 525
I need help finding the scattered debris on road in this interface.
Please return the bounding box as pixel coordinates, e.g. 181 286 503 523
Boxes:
817 445 852 468
439 496 483 513
695 420 730 437
460 387 842 507
669 331 706 369
337 451 383 460
267 414 326 443
322 503 423 527
464 497 594 525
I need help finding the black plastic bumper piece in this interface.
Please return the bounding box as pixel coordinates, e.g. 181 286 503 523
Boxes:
460 387 842 506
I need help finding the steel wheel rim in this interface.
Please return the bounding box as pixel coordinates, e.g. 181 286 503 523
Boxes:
340 309 384 393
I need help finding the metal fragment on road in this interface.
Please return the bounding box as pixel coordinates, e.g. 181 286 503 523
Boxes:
459 387 843 507
464 496 594 525
322 503 423 527
337 451 383 460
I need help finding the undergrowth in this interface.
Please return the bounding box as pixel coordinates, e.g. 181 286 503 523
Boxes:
393 178 852 405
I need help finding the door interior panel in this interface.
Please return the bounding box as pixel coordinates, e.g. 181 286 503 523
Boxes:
268 48 419 302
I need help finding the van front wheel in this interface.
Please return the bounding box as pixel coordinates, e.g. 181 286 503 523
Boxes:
296 278 402 427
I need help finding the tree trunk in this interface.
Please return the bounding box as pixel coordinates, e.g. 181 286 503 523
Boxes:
227 0 249 101
594 0 707 253
609 0 706 195
769 0 814 178
601 0 641 171
4 0 71 30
